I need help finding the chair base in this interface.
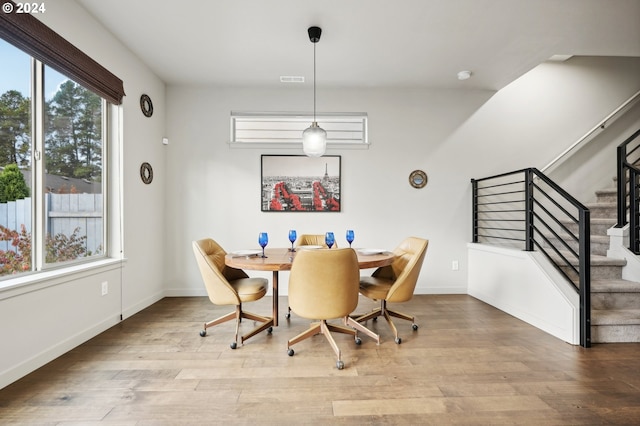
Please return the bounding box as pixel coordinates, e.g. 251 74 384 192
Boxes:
287 308 379 343
355 300 416 344
201 305 273 348
344 316 380 345
287 316 377 369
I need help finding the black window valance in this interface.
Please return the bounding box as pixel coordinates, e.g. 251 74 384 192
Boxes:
0 0 125 104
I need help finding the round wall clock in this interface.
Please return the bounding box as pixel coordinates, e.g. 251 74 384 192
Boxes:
409 170 428 189
140 162 153 184
140 94 153 117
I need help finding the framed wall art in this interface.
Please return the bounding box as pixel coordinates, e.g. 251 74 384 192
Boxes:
261 155 341 212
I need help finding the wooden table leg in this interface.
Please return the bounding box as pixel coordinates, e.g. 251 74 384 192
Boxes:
272 271 279 326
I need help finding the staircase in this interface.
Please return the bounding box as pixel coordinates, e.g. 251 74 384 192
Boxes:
587 185 640 343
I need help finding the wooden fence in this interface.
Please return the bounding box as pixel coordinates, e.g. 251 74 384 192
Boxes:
0 194 103 255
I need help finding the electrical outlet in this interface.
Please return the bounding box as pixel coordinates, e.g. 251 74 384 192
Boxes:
452 260 459 271
101 281 108 296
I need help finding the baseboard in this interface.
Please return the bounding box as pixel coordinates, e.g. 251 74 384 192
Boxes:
414 285 467 295
0 312 120 390
163 285 467 297
164 287 207 297
121 290 166 319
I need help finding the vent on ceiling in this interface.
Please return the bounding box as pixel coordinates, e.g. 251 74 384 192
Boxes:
280 76 305 83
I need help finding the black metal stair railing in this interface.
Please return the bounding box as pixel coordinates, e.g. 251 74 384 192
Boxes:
471 168 591 348
616 128 640 253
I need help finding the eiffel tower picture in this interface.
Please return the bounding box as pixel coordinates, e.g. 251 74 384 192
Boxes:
261 155 341 212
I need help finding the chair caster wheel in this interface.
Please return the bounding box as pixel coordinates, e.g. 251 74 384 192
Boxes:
355 337 362 345
395 337 402 344
288 349 294 356
412 324 418 331
199 330 206 337
268 327 273 334
336 360 344 370
230 342 237 349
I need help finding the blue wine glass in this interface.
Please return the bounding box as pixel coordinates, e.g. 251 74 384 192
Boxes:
288 229 297 252
346 229 355 248
258 232 268 258
325 232 335 249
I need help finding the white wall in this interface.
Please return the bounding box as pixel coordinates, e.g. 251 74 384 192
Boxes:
0 0 166 389
164 86 494 297
165 56 640 300
436 56 640 181
548 99 640 204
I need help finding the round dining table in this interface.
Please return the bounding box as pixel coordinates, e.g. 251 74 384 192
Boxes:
225 247 395 326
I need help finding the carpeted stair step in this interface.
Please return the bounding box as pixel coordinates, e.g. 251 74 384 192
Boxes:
554 253 626 281
584 202 617 219
543 234 610 256
591 279 640 309
562 217 616 236
591 309 640 343
594 188 617 204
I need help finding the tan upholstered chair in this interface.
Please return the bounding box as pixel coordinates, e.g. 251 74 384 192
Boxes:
192 238 273 349
287 248 379 369
296 234 338 248
355 237 428 344
285 234 338 319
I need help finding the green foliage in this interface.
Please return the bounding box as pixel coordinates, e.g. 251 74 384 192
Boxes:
0 90 31 167
45 226 88 263
0 224 30 274
0 163 30 202
0 80 102 184
45 81 102 181
0 224 88 276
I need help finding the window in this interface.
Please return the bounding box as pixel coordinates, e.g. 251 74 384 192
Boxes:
0 38 107 276
0 5 123 278
43 64 105 266
0 37 31 275
230 112 368 148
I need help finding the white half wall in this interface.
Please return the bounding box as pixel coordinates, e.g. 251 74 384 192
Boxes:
468 243 580 345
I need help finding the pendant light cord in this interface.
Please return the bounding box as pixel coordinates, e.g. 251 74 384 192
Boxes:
313 41 317 122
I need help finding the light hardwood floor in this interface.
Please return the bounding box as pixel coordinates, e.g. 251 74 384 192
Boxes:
1 295 640 425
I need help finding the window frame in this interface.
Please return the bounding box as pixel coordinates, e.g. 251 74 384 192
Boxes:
19 58 111 275
31 57 110 272
229 111 369 150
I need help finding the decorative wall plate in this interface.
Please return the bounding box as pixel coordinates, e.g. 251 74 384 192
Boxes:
140 94 153 117
409 170 427 188
140 162 153 184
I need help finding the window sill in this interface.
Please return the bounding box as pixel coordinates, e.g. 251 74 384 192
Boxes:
0 258 125 301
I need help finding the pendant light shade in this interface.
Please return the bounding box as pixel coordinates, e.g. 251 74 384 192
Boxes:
302 121 327 157
302 26 326 157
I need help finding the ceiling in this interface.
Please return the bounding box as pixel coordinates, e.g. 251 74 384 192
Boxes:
76 0 640 92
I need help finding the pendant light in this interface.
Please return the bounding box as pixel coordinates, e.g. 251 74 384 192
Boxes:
302 26 327 157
